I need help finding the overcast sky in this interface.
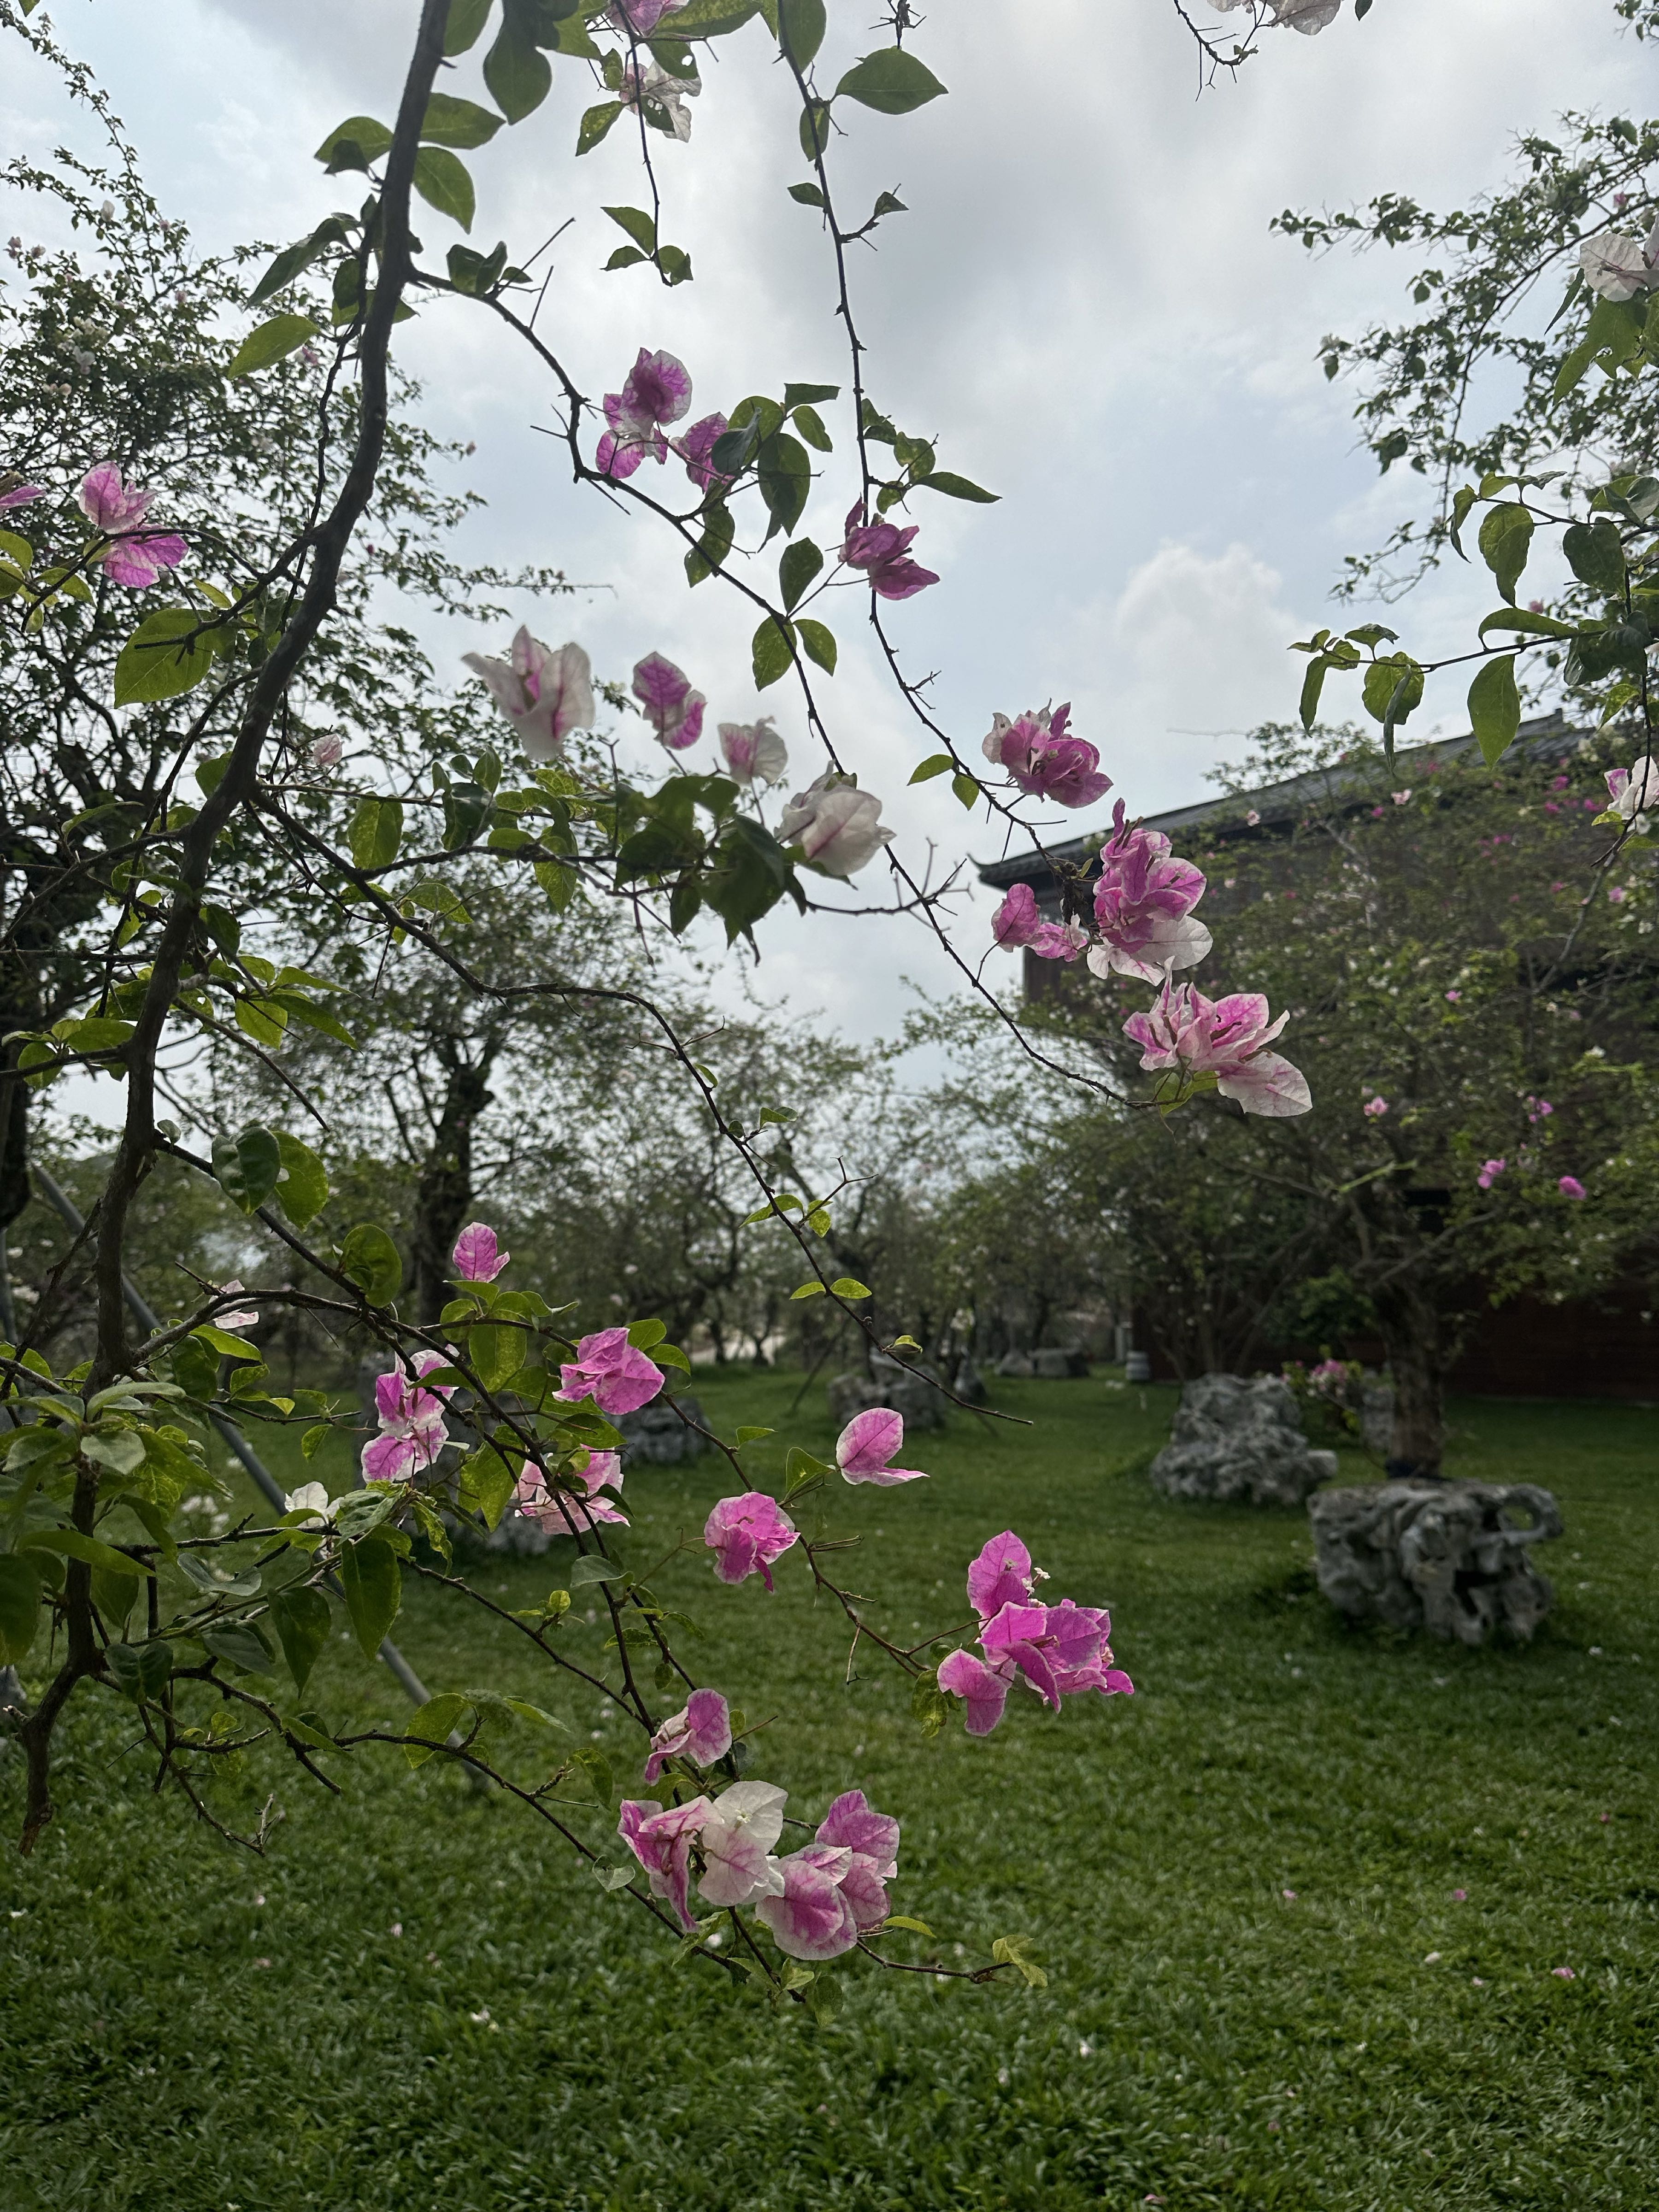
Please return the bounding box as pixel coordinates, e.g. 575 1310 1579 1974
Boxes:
1 0 1647 1061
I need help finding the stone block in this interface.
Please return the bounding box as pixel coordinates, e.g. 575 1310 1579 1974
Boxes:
1308 1480 1561 1645
1149 1372 1338 1507
827 1368 947 1432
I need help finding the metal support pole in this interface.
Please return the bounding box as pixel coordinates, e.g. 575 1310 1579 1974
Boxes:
27 1164 433 1710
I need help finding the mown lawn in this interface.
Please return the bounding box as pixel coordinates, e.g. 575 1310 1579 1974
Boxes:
2 1372 1656 2211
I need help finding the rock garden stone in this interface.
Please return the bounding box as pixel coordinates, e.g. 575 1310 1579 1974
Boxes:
828 1365 947 1432
1308 1480 1562 1645
1030 1347 1088 1379
1149 1372 1338 1507
995 1350 1033 1378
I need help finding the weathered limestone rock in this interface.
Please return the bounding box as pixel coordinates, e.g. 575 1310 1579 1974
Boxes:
952 1355 989 1406
828 1363 947 1432
1149 1373 1338 1507
995 1351 1034 1378
1030 1346 1089 1379
1308 1480 1561 1645
1360 1380 1395 1455
616 1392 707 1467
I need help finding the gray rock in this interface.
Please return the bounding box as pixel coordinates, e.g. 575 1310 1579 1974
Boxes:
1360 1381 1394 1455
616 1391 707 1467
1031 1346 1089 1380
995 1351 1034 1378
1309 1481 1561 1645
952 1355 989 1406
1149 1372 1338 1507
827 1368 947 1433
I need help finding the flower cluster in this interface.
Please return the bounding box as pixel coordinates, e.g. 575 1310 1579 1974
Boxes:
982 703 1110 810
937 1531 1132 1736
617 1780 900 1958
1086 799 1213 982
463 626 595 761
514 1452 629 1532
1124 980 1312 1118
361 1353 453 1483
79 462 186 589
704 1490 798 1587
840 502 937 600
642 1687 731 1784
598 346 694 480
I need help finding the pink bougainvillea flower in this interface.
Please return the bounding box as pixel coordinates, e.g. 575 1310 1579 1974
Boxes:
839 501 938 600
362 1352 453 1483
452 1221 509 1282
982 705 1111 811
1551 1965 1577 1981
617 1794 711 1930
619 56 700 141
992 882 1041 949
596 347 693 479
0 482 43 509
1607 755 1659 824
215 1279 259 1331
78 462 186 588
703 1491 799 1588
632 651 706 750
1558 1175 1587 1200
556 1326 664 1415
309 733 344 772
1029 920 1090 962
1363 1097 1389 1118
777 771 894 877
514 1451 628 1533
1476 1157 1507 1191
756 1847 862 1960
967 1530 1037 1623
937 1646 1013 1736
642 1687 731 1785
697 1779 788 1908
608 0 686 31
1124 979 1312 1118
674 411 730 494
719 717 788 788
835 1406 929 1487
815 1788 900 1927
462 627 594 762
1085 800 1210 981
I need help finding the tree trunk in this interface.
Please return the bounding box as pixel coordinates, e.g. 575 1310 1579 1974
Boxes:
411 1050 494 1324
1371 1275 1445 1479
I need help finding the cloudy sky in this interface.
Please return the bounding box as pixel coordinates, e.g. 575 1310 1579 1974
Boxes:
1 0 1646 1050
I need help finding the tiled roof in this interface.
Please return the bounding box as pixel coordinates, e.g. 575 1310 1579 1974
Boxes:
975 712 1579 892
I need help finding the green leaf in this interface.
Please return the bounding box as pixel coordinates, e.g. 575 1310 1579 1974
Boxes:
796 617 836 674
339 1535 401 1659
835 47 947 113
991 1933 1047 1988
314 115 394 172
458 1447 517 1530
348 795 405 871
778 0 825 64
880 1914 936 1938
669 0 763 29
272 1130 329 1230
422 92 504 147
568 1554 625 1587
229 312 322 378
0 1555 40 1666
487 29 554 122
406 1689 471 1767
445 0 494 53
908 752 953 783
212 1124 282 1215
412 146 475 231
202 1620 276 1676
270 1585 332 1694
788 180 825 207
577 100 625 155
604 204 658 253
105 1638 174 1701
469 1318 528 1393
792 403 832 453
112 608 221 707
1360 653 1422 729
779 537 824 612
1562 518 1626 596
685 500 735 588
915 470 997 503
830 1277 871 1300
952 772 981 810
790 1279 826 1300
756 430 812 541
250 216 354 306
752 615 796 690
1467 654 1521 767
447 240 510 296
171 1335 220 1402
18 1529 154 1577
1476 607 1577 643
341 1223 403 1306
1477 501 1534 607
799 99 832 160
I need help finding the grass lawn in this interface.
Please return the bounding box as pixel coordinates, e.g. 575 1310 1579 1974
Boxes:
2 1371 1656 2211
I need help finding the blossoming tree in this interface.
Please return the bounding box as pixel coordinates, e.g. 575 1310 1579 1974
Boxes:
0 0 1359 2002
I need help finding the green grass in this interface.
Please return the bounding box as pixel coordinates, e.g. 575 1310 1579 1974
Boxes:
3 1374 1657 2210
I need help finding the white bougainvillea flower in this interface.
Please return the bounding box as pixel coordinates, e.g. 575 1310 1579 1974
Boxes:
1270 0 1340 31
1579 222 1659 302
620 57 700 142
777 772 895 877
719 718 788 788
462 627 594 762
283 1481 337 1529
